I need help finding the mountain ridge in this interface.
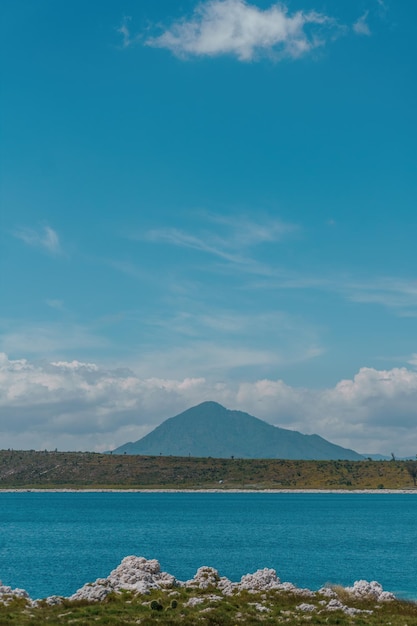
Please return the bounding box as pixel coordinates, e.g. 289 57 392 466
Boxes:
111 401 363 460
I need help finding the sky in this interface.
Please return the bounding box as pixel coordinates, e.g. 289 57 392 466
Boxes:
1 0 416 456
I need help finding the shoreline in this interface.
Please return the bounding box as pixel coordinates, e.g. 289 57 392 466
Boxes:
1 488 417 494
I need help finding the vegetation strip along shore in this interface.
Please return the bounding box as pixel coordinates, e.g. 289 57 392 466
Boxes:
1 450 417 490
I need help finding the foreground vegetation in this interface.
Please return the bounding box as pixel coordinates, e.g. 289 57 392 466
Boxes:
0 449 416 490
1 586 417 625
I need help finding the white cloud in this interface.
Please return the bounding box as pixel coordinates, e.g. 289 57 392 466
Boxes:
353 12 371 36
13 225 62 255
1 353 416 456
146 0 339 61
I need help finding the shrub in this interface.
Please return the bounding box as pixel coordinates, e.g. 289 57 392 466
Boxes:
150 599 163 611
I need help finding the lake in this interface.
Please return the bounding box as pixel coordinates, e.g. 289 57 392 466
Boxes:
0 492 416 600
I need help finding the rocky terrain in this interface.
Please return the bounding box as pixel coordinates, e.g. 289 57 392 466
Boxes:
1 556 417 625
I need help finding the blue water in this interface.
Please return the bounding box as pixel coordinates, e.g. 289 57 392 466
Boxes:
0 492 416 600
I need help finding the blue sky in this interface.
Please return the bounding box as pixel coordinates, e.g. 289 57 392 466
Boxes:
1 0 416 455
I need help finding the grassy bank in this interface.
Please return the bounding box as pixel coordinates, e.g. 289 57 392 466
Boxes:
0 449 416 490
1 587 417 625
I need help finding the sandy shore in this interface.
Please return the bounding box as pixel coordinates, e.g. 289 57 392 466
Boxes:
1 488 417 493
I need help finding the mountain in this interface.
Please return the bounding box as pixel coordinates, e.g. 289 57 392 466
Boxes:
111 401 364 460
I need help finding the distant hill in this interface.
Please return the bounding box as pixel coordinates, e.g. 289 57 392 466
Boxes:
111 401 364 460
362 453 391 461
362 453 415 461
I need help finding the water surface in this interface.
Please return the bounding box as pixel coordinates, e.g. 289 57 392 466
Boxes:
0 492 415 600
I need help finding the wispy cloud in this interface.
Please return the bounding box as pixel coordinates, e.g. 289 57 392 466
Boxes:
0 322 107 357
106 259 148 280
408 354 417 368
143 212 417 317
46 299 65 311
117 16 135 48
146 0 341 62
261 274 417 315
13 225 62 255
137 308 323 375
375 0 388 18
247 269 417 317
205 212 296 246
146 227 247 265
353 12 371 36
144 213 296 273
343 277 417 315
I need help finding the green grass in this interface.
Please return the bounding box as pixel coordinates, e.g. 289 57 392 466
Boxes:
0 587 416 625
0 450 416 490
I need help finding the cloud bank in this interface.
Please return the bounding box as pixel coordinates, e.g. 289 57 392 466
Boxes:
1 353 416 456
146 0 339 61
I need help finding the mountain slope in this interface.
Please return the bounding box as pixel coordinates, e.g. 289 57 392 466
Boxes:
112 401 363 460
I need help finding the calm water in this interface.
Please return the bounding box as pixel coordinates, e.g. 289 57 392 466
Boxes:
0 492 416 600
